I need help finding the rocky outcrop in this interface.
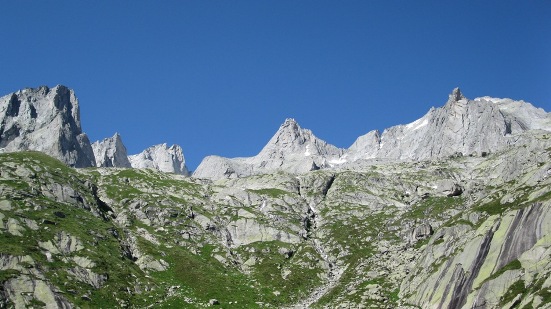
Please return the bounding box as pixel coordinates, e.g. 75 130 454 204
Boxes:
91 133 131 168
129 143 189 175
402 202 551 309
194 119 344 180
227 217 302 247
0 85 95 167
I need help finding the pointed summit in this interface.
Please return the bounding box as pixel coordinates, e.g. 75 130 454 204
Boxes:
194 118 344 179
449 87 466 102
282 118 299 128
255 118 342 164
269 118 310 149
92 133 131 168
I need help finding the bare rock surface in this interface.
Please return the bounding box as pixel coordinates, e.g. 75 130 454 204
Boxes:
92 133 131 168
195 88 551 180
0 85 95 167
129 143 189 175
194 118 344 179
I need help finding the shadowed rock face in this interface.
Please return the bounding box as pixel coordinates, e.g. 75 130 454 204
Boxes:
0 85 95 167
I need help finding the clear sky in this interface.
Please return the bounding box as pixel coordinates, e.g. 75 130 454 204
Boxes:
1 1 550 170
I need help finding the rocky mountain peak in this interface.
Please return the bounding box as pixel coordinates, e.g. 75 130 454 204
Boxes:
0 85 95 167
92 133 131 168
129 143 189 175
271 118 308 146
259 118 340 158
283 117 299 127
447 87 466 103
194 119 344 179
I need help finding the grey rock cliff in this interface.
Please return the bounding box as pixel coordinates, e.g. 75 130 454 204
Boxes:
92 133 132 168
129 143 189 175
0 85 95 167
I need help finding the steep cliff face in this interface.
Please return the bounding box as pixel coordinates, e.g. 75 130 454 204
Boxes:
0 86 95 167
402 202 551 309
92 133 132 168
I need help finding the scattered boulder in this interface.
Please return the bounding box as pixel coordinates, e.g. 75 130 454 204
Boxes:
409 223 433 244
435 179 463 197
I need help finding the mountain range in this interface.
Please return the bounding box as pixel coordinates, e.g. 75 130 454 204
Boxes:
1 85 550 308
2 85 549 180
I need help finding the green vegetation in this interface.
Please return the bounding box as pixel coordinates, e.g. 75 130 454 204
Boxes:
2 149 551 308
403 196 465 221
476 198 515 216
500 280 526 306
314 207 399 307
485 259 522 283
248 188 289 198
235 241 324 306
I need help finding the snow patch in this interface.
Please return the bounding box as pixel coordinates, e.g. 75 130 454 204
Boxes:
304 145 311 156
328 157 348 166
405 118 428 131
474 96 508 104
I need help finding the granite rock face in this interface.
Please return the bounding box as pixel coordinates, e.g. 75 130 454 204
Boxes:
0 85 95 167
129 143 189 175
346 88 551 161
92 133 131 168
193 119 344 179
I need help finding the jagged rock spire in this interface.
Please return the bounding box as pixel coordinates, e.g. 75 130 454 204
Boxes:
92 133 132 168
449 87 466 102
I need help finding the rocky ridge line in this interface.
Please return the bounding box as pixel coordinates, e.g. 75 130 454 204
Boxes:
194 88 551 180
0 85 189 175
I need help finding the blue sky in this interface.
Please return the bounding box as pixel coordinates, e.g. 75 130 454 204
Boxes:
1 1 550 169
